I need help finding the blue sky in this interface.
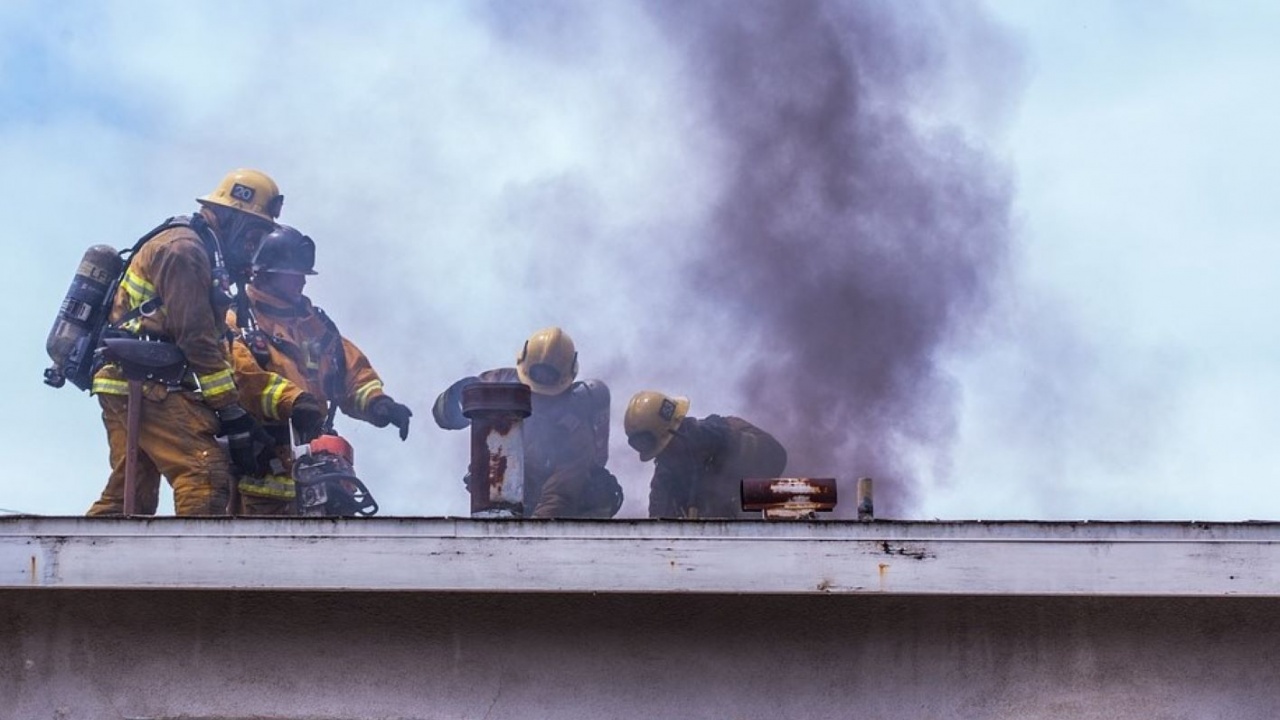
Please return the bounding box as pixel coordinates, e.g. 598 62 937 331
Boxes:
3 1 1278 520
950 0 1280 519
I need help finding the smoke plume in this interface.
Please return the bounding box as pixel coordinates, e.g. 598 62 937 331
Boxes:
650 1 1019 516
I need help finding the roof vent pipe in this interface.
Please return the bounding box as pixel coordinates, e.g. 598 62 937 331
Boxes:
463 382 532 519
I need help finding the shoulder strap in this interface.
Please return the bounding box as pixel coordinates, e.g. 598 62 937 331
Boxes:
314 306 347 431
107 215 201 331
239 328 274 369
125 215 193 259
575 380 611 467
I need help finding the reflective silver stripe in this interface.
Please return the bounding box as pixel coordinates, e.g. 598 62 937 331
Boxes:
354 380 383 412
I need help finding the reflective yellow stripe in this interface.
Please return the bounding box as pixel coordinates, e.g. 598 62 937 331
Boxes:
261 375 289 420
92 377 130 396
121 267 155 305
118 268 162 333
354 380 383 412
238 474 296 500
197 367 236 400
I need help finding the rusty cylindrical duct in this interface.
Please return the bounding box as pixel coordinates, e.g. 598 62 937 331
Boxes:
462 382 532 519
740 478 837 519
856 477 874 521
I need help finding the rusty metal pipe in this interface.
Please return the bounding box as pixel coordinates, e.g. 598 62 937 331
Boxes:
463 382 532 519
856 477 874 521
741 477 837 520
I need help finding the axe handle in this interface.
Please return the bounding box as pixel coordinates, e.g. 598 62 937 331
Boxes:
226 439 240 515
123 380 142 515
226 464 240 516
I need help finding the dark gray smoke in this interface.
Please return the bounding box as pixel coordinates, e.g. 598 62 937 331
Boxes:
650 1 1019 516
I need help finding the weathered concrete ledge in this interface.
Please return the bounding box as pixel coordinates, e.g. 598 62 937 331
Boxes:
3 516 1278 596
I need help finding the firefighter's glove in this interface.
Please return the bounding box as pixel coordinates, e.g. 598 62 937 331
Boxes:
370 397 413 440
216 404 273 476
290 393 326 444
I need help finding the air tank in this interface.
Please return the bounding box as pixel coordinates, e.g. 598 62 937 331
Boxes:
44 244 122 389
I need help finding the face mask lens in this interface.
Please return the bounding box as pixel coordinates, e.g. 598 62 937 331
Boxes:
528 363 561 387
628 431 657 455
239 221 274 260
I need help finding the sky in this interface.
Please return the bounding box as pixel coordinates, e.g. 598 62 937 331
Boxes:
2 0 1278 521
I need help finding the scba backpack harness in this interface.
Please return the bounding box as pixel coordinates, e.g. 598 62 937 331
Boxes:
43 215 224 391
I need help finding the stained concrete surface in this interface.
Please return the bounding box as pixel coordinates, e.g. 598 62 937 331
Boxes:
3 590 1279 720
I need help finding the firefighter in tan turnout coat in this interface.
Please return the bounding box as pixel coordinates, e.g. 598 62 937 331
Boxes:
87 169 284 516
229 224 411 514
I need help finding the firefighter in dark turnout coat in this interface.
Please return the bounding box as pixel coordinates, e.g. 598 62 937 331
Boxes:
625 390 787 519
433 327 621 518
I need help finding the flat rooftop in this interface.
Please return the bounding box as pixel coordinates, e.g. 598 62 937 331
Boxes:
3 516 1278 596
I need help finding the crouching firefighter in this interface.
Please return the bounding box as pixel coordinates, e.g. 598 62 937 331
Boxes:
82 169 282 516
625 391 788 520
228 224 411 516
433 326 623 518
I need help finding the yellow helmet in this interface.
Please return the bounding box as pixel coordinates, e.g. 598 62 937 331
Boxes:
516 326 578 395
624 390 690 462
198 168 284 222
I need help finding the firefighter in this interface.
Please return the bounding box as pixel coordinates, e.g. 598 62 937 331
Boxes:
230 224 411 515
87 169 283 516
432 327 622 518
624 391 788 519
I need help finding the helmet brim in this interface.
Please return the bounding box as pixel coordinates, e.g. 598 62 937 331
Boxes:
639 395 689 461
196 196 277 223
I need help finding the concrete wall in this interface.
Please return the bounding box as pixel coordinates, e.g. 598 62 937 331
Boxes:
7 517 1280 719
5 588 1280 720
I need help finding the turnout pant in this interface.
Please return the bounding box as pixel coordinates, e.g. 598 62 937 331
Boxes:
88 388 232 516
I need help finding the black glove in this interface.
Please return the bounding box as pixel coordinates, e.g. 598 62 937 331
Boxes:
216 404 273 476
370 396 413 440
290 393 326 444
